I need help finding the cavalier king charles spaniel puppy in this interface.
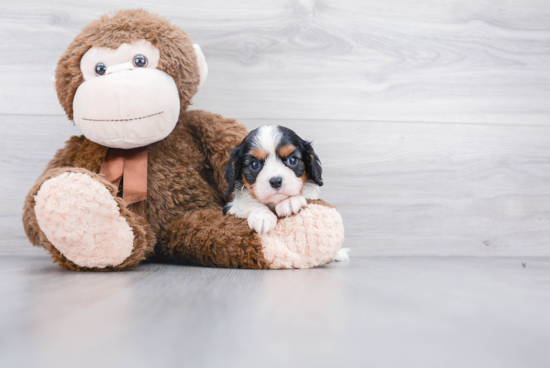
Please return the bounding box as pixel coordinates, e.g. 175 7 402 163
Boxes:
224 125 323 234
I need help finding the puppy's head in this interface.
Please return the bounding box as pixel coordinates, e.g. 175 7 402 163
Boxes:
225 125 323 205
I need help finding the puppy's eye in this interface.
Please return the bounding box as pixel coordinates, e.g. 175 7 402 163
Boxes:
286 156 298 167
250 160 261 171
95 63 107 76
133 54 148 68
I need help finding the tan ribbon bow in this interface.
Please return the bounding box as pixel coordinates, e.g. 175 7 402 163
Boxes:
100 147 148 205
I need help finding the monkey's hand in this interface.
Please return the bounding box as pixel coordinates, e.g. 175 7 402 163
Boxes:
248 207 278 234
275 195 307 218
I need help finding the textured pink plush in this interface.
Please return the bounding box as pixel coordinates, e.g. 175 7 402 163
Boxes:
34 172 135 268
261 204 345 269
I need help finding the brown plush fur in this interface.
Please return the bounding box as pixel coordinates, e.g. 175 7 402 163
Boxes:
23 9 337 271
156 209 269 269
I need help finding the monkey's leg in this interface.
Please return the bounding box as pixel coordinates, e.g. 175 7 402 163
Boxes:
23 168 155 271
158 199 344 269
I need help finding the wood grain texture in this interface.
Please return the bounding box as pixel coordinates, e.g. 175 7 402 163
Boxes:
2 115 550 256
1 0 550 257
1 256 549 368
1 0 550 124
246 119 550 256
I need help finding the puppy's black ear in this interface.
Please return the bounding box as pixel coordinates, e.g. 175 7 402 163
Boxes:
302 140 323 186
224 144 244 197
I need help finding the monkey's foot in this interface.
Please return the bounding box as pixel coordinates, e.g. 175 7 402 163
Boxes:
260 200 345 269
34 172 145 269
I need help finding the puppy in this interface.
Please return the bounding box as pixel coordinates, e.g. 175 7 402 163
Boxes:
224 125 323 234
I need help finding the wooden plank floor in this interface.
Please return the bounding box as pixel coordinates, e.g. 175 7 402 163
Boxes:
1 255 549 368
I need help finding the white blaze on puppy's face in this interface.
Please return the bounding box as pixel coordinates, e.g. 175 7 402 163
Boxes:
73 39 208 149
224 124 323 230
249 125 305 205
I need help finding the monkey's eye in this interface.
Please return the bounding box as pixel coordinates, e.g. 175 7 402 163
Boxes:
286 156 298 167
133 54 148 68
249 160 262 171
95 63 106 76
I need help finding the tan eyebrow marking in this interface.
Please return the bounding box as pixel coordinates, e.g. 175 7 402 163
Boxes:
82 111 164 122
277 144 296 159
250 148 268 161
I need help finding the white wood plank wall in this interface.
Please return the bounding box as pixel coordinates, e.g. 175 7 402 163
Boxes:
1 0 549 256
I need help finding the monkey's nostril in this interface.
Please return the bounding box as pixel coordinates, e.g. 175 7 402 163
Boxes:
269 177 283 189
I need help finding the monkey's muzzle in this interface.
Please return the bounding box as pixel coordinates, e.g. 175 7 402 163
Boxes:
73 67 180 149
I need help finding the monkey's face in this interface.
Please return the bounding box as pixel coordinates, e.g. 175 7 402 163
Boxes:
71 39 206 149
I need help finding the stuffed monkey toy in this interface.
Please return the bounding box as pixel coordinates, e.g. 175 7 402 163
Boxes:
22 9 345 271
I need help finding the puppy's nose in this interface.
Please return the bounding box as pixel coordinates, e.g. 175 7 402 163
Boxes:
269 176 283 189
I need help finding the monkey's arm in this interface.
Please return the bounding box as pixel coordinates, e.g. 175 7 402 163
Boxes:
183 110 249 196
156 199 344 269
155 209 271 269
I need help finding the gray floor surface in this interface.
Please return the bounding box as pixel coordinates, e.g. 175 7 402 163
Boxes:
1 254 549 368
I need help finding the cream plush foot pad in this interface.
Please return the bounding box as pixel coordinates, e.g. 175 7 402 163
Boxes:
34 172 134 268
261 204 345 269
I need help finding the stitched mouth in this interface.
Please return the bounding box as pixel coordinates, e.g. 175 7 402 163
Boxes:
82 111 164 122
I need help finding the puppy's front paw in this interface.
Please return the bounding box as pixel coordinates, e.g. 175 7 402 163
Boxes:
248 209 278 234
275 195 307 218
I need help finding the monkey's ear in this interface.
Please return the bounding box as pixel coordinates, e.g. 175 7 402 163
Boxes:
224 145 244 197
193 44 208 87
302 140 323 186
